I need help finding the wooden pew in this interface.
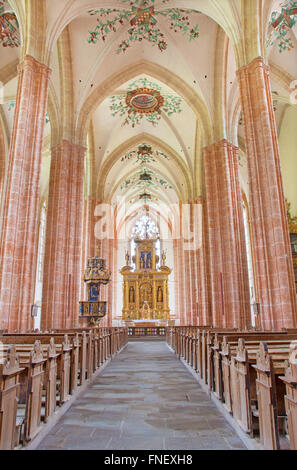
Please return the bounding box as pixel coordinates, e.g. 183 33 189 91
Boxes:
0 327 128 449
43 338 59 422
209 331 293 389
280 341 297 450
227 339 292 446
0 339 61 426
166 326 297 450
1 334 77 402
0 345 23 450
23 341 47 442
252 342 283 450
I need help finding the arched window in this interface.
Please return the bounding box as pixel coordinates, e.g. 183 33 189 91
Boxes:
37 201 47 282
242 195 257 326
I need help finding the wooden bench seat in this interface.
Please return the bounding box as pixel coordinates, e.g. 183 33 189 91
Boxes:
167 326 297 451
280 341 297 450
0 327 127 450
0 345 24 450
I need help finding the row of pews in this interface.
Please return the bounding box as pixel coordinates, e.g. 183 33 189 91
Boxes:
0 327 128 450
166 326 297 450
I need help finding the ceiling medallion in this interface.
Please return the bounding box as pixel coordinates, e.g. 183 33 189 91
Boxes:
268 0 297 52
111 78 182 127
0 1 20 48
127 88 164 114
129 193 159 204
139 171 152 181
139 192 151 201
121 143 169 165
88 0 200 55
120 167 172 191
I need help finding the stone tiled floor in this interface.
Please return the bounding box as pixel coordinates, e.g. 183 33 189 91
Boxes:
37 342 247 450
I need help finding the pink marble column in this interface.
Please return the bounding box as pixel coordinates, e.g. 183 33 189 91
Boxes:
190 198 206 326
41 140 85 330
237 57 297 329
0 55 51 332
204 140 250 329
196 198 211 327
173 238 180 324
80 198 88 300
189 200 198 325
184 201 195 325
0 124 5 205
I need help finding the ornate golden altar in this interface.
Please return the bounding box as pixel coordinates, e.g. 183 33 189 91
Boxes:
120 239 171 322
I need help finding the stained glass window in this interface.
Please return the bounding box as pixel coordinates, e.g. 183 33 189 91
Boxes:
132 215 159 240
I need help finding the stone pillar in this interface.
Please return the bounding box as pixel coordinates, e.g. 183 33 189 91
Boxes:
0 124 5 205
173 238 180 323
0 124 6 239
0 56 51 332
80 197 88 301
177 238 186 326
87 197 100 258
184 249 192 324
107 238 114 327
41 140 85 330
188 199 201 326
237 57 297 329
196 198 211 327
204 140 250 329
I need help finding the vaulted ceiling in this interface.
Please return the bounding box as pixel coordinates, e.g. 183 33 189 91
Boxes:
1 0 297 217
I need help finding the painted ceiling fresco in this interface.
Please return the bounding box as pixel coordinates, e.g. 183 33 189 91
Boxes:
0 1 20 48
120 168 172 191
111 77 182 127
88 0 200 54
121 143 169 164
129 192 159 203
268 0 297 52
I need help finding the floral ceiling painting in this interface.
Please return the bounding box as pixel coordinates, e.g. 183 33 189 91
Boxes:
0 1 20 48
129 192 159 204
111 77 182 127
120 168 173 191
121 143 169 164
88 0 200 54
268 0 297 52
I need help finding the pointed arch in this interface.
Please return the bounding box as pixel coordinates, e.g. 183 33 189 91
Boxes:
76 60 213 147
96 133 193 202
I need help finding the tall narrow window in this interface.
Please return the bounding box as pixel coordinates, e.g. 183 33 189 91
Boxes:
34 201 47 329
37 201 47 282
242 199 256 326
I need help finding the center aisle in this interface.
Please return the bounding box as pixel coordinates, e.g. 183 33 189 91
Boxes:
37 341 246 450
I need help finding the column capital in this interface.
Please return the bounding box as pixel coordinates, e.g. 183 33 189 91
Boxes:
17 55 51 79
187 197 204 205
236 56 270 78
203 139 239 153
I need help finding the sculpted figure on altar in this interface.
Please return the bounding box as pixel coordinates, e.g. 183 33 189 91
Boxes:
129 286 135 303
157 286 163 303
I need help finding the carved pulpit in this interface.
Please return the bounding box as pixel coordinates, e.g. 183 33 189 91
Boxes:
120 239 171 322
79 247 111 326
